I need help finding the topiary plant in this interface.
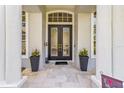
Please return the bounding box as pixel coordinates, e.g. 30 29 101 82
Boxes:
79 48 88 57
31 49 40 57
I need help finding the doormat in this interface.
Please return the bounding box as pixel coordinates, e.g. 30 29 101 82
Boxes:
55 62 68 65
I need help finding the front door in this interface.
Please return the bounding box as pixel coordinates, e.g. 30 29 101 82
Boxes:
48 25 72 60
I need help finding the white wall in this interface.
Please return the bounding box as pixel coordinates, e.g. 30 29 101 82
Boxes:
29 13 42 56
77 13 91 67
28 13 43 69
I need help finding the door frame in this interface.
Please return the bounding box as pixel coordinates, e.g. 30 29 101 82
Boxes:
46 10 74 62
48 25 72 60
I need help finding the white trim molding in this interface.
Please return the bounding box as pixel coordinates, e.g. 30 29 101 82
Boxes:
0 76 27 88
91 75 102 88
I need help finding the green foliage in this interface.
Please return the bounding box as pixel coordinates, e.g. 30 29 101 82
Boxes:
79 48 88 57
31 49 40 57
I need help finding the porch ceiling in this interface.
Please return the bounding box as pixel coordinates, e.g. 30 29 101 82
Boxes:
22 5 41 13
22 5 96 13
77 5 96 13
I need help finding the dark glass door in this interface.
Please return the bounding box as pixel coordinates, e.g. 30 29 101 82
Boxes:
48 25 72 60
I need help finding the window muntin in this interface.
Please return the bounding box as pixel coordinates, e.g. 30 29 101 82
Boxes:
48 12 72 22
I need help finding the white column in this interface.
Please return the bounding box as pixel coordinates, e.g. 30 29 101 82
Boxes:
0 6 5 81
96 5 112 79
5 5 22 83
91 5 113 87
113 6 124 81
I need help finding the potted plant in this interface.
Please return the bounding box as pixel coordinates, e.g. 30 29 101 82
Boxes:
79 48 89 71
30 49 40 72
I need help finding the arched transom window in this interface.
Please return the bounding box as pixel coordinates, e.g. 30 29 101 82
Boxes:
48 12 72 22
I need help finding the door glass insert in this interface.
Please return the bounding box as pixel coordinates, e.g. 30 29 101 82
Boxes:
63 27 70 56
51 27 58 56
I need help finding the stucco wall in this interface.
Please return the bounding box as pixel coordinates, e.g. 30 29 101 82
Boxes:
29 13 42 56
78 13 91 56
76 13 95 70
22 13 43 69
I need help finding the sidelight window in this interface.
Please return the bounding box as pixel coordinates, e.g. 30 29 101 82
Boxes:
91 12 96 58
22 11 28 58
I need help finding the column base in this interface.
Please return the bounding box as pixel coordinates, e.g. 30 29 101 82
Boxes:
0 76 27 88
91 75 102 88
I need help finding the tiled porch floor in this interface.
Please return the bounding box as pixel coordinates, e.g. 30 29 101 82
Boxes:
22 63 94 88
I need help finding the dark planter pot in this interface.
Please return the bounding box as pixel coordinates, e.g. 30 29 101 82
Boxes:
79 56 89 71
30 56 40 72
